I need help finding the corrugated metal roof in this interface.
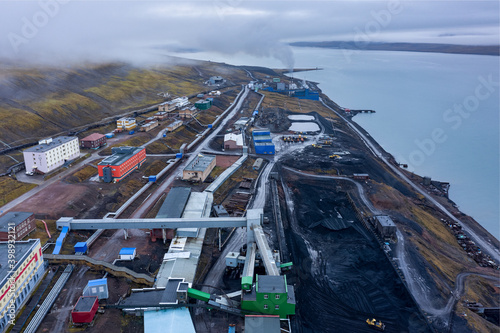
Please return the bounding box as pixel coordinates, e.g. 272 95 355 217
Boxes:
156 187 191 219
87 278 107 287
144 308 195 333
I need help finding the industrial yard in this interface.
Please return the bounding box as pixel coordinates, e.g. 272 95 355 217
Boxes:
0 60 499 333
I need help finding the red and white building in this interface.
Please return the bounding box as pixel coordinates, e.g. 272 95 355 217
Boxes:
224 133 243 150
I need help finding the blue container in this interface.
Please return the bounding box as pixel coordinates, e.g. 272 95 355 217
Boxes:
148 176 157 182
208 124 213 129
176 153 183 159
105 132 114 138
129 130 134 135
163 133 167 138
74 242 87 254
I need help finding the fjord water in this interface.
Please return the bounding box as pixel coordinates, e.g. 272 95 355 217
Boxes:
172 47 499 240
289 48 499 240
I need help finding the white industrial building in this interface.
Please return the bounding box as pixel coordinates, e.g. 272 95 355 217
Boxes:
23 137 80 174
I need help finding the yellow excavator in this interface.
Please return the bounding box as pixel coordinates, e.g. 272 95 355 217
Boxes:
329 154 340 159
366 318 385 331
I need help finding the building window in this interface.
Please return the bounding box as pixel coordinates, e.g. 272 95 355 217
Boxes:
275 305 279 310
263 304 268 310
275 294 280 300
263 294 269 299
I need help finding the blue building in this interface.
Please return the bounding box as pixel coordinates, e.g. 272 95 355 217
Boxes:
254 142 275 155
252 129 275 155
83 278 109 299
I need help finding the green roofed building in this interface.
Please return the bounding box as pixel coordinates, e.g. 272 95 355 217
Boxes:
241 275 295 318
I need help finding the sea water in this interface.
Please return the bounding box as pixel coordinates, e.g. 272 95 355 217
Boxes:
171 47 500 240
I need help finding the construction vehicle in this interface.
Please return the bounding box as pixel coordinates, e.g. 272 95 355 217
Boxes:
312 144 322 148
366 318 385 331
329 155 340 159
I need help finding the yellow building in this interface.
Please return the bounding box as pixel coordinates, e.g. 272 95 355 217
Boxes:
117 117 137 131
182 154 216 182
0 239 45 333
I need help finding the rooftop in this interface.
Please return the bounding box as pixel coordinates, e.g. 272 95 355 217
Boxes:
156 187 191 219
121 279 186 307
0 240 39 287
73 296 98 312
245 315 280 333
224 133 243 146
99 146 144 166
144 308 195 333
119 248 136 255
87 278 107 287
167 120 183 128
375 215 396 227
0 212 33 232
24 136 77 153
81 133 105 142
118 117 135 122
257 275 287 294
184 154 216 172
253 129 270 136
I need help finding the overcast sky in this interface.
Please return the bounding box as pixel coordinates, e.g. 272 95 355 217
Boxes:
0 1 498 67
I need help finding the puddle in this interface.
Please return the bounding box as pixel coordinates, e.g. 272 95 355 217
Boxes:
288 115 315 121
288 122 320 132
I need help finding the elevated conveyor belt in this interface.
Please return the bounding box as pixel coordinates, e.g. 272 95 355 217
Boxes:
253 225 280 276
52 226 68 254
44 254 154 285
23 265 74 333
241 243 256 291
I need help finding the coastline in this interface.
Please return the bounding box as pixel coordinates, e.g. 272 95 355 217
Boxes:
311 81 500 256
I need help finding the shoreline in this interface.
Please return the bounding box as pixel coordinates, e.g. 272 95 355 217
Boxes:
290 41 500 57
312 81 500 255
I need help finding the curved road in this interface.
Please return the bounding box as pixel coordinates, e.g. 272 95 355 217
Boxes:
281 166 500 325
320 98 500 262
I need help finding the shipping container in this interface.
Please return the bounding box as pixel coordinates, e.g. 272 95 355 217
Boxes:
74 242 87 254
71 296 99 324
